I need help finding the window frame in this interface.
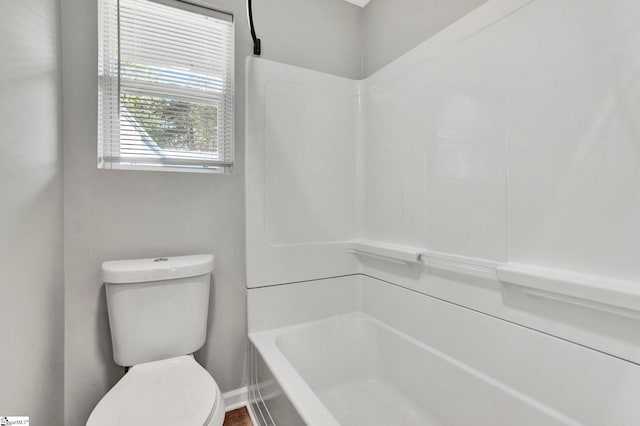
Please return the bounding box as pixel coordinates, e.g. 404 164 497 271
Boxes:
98 0 235 174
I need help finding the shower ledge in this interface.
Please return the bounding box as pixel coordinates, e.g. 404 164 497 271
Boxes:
348 239 499 280
347 239 640 316
497 264 640 317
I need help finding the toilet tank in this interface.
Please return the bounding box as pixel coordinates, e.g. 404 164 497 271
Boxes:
102 254 214 367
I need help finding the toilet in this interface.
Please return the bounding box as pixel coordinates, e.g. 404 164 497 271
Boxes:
87 254 225 426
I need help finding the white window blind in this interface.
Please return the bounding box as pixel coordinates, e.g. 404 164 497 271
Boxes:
98 0 234 173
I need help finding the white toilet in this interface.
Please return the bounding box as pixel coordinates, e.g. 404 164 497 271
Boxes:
87 254 225 426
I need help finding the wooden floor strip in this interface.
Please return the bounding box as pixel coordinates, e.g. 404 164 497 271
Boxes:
223 406 253 426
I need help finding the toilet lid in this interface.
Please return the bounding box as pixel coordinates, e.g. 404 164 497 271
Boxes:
87 355 219 426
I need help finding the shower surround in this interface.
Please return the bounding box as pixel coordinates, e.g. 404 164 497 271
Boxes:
245 0 640 424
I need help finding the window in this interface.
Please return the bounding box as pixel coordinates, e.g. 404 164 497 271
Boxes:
98 0 234 173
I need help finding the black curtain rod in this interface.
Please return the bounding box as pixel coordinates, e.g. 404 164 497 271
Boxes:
247 0 261 55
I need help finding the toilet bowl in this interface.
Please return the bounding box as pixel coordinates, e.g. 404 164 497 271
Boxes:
87 356 225 426
86 254 225 426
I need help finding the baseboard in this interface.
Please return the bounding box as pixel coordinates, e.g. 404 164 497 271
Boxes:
223 386 249 412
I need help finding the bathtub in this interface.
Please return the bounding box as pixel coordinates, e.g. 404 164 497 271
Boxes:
247 275 640 426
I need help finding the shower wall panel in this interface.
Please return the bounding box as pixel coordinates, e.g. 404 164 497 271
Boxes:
246 58 360 288
246 0 640 364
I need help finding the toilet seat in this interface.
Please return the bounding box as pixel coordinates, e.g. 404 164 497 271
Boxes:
87 355 223 426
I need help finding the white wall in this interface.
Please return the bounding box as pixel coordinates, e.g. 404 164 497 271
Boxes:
361 0 488 76
60 0 363 424
246 0 640 367
0 0 64 424
362 0 640 289
245 58 360 288
254 0 363 80
363 0 640 361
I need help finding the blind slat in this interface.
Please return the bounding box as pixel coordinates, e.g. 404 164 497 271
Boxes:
98 0 234 173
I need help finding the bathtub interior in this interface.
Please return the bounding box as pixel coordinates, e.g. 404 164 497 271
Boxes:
248 275 640 426
274 313 572 426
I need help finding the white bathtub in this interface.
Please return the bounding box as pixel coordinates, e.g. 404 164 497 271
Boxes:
248 276 640 426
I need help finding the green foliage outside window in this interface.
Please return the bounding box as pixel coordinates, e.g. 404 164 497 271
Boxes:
121 93 219 153
119 62 219 153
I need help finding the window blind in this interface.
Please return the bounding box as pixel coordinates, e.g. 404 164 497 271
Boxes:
98 0 234 173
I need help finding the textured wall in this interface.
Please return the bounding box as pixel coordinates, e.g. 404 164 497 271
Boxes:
60 0 363 424
0 0 64 424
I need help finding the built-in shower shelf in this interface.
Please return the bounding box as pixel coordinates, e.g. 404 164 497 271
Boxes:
420 251 500 280
348 239 424 264
497 263 640 315
348 239 499 279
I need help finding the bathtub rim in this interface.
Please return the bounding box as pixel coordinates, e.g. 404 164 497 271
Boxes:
250 326 342 426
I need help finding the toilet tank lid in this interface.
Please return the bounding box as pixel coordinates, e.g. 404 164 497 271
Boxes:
102 254 214 284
